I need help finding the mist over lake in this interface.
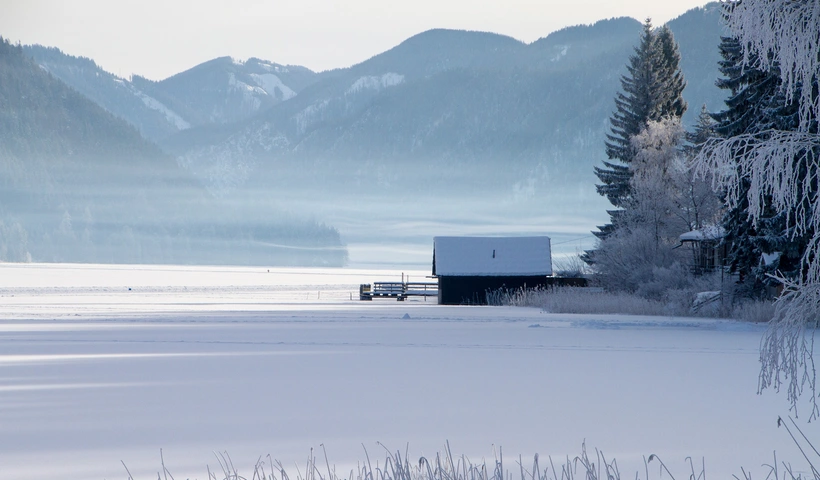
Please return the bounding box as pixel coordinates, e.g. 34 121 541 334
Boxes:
2 5 724 268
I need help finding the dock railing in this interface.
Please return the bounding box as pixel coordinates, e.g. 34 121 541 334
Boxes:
359 281 438 301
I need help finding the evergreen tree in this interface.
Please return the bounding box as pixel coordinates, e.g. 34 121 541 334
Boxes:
594 20 687 227
654 26 688 120
685 104 716 153
595 20 656 211
711 34 809 297
585 20 688 263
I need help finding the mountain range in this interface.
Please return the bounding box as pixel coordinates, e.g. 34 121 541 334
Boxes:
23 4 724 204
5 3 729 265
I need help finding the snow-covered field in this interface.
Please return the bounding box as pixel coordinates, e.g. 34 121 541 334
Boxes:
0 263 806 480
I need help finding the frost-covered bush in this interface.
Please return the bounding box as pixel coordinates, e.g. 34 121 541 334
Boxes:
591 228 722 307
500 279 770 320
592 227 681 296
501 286 671 316
634 263 696 300
732 298 776 324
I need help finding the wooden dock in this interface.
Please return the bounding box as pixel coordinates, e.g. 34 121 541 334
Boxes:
359 281 438 301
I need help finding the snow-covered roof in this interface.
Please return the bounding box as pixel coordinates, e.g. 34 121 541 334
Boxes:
433 236 552 276
761 251 781 266
679 225 725 242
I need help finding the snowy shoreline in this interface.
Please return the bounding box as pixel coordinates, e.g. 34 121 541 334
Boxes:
0 263 803 480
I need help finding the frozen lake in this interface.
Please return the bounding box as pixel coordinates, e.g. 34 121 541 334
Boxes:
0 263 807 479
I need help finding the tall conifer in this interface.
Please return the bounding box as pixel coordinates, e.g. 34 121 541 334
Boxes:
713 34 810 296
587 19 688 260
685 104 716 151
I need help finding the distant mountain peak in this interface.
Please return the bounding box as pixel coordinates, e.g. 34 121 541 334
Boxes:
25 46 320 140
403 28 524 45
532 17 641 47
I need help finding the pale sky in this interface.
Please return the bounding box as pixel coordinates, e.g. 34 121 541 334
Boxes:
2 0 712 81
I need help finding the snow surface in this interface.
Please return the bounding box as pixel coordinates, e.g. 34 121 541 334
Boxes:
434 236 552 276
762 251 781 266
250 73 297 101
679 225 725 241
0 263 807 480
296 99 330 135
346 73 405 95
551 45 570 62
136 91 191 130
228 72 267 96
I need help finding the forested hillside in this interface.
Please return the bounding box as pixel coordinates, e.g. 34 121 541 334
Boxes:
132 57 318 128
24 44 188 141
0 38 346 266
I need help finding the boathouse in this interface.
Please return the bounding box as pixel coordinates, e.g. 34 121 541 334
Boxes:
432 236 553 305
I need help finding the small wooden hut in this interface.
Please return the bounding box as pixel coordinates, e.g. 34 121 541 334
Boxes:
432 236 553 305
678 226 726 274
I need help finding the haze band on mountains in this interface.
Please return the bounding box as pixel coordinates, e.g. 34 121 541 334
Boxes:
1 4 723 266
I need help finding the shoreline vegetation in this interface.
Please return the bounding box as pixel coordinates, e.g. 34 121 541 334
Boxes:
492 285 775 323
128 433 815 480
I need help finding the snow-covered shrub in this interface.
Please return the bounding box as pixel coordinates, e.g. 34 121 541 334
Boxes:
501 275 766 319
731 298 776 324
502 286 669 316
591 226 686 297
634 262 694 300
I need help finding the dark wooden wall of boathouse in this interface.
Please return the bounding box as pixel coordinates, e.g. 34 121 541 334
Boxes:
438 275 588 305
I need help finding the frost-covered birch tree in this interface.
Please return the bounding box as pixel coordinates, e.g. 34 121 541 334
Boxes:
694 0 820 417
594 117 720 296
630 118 688 245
